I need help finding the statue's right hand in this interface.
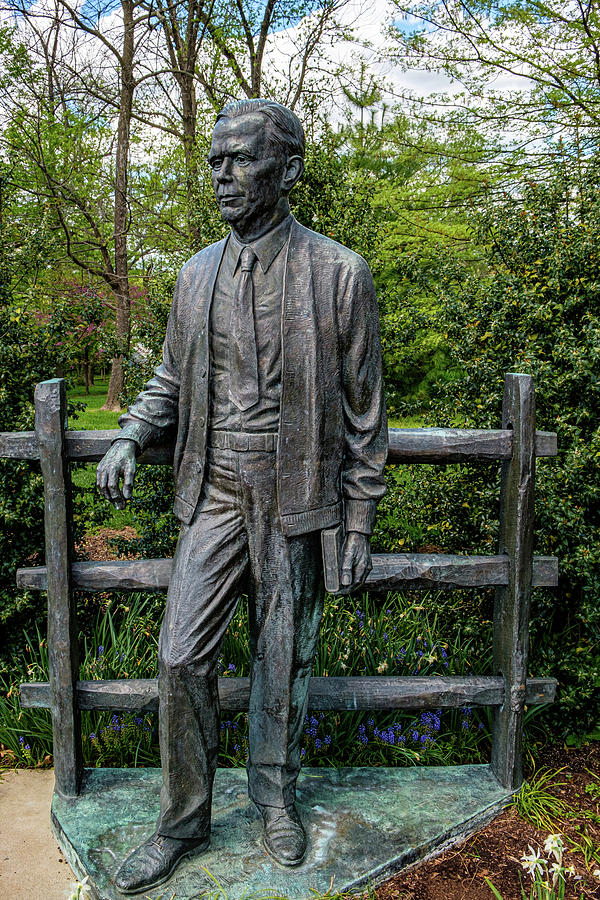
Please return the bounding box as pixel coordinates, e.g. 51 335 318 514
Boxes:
96 439 138 510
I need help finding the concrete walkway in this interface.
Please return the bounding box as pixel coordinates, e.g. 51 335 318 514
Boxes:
0 769 81 900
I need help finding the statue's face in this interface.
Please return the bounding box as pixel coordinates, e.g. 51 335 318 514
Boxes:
208 113 286 230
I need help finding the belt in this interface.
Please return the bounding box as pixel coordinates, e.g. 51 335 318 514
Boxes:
208 430 278 452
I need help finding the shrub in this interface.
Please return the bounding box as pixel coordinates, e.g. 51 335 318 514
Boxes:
0 170 70 662
426 162 600 734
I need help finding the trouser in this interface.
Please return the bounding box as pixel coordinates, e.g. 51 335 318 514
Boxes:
157 445 325 839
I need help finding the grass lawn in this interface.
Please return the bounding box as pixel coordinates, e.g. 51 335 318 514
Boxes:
68 379 424 430
69 380 122 431
68 380 133 532
388 414 425 428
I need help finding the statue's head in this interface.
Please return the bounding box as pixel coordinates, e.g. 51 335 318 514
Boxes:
208 99 305 237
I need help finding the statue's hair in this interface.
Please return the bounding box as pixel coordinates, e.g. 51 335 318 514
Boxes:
215 99 305 160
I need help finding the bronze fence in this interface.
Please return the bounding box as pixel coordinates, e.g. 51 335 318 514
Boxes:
0 373 558 798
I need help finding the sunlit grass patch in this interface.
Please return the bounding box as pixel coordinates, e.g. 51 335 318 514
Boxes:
69 379 121 431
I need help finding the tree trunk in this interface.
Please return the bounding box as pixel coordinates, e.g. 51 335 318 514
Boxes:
153 0 202 253
102 0 135 412
181 75 201 250
83 348 91 393
105 355 124 410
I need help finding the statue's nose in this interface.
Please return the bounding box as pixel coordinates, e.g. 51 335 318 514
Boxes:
216 158 233 181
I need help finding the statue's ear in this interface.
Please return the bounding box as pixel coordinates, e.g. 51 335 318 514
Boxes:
282 155 304 193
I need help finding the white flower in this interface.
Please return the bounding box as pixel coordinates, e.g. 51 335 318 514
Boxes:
549 862 567 885
593 868 600 880
543 833 564 863
521 846 545 881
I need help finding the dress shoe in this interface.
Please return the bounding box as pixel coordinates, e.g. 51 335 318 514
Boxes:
114 831 209 894
260 804 307 867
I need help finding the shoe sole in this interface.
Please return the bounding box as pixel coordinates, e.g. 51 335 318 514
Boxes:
116 838 210 895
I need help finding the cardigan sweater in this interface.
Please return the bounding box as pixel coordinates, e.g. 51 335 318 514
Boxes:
118 218 388 536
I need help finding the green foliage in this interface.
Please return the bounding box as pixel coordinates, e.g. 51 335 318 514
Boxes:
380 291 450 417
512 768 569 832
47 282 111 386
337 112 491 412
564 724 600 749
66 383 131 532
0 597 162 767
291 129 380 267
373 461 499 562
425 162 600 733
115 270 180 557
2 590 494 770
390 0 600 141
0 170 72 660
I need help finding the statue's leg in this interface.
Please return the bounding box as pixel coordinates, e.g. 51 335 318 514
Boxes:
157 448 249 839
240 449 325 811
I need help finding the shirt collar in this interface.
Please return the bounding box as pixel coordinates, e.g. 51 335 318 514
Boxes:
228 214 293 274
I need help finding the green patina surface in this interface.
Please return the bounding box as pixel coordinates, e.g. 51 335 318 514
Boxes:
52 765 510 900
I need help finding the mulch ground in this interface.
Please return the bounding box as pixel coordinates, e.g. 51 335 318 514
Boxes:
79 530 600 900
77 525 139 561
375 744 600 900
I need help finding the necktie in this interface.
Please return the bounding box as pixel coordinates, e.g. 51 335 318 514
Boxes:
230 245 259 411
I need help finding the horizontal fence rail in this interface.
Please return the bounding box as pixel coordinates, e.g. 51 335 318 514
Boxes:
0 426 558 465
387 429 557 463
20 675 557 714
17 553 559 594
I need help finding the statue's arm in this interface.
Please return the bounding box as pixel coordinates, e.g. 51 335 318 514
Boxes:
337 257 388 590
97 271 185 507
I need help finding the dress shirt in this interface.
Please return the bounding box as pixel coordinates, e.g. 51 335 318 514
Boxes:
208 215 292 432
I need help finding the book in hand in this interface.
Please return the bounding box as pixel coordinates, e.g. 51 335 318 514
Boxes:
321 523 345 593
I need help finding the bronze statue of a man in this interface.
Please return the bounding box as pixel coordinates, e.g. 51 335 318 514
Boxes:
97 99 387 894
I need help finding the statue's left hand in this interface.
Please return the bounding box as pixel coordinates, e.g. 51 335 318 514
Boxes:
340 532 372 592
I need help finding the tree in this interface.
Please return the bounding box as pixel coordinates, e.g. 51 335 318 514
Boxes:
333 105 498 411
1 0 364 401
45 282 112 391
0 0 162 408
388 0 600 170
46 0 152 408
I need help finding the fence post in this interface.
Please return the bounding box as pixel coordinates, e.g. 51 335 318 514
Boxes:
491 373 536 790
35 378 82 796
